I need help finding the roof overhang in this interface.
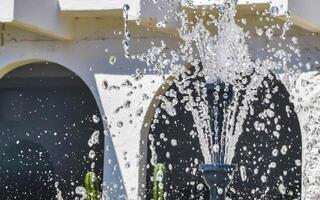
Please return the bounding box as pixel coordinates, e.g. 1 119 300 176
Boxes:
1 0 320 40
0 0 72 40
58 0 141 20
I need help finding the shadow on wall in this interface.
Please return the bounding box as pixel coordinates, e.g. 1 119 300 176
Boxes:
0 63 104 199
146 67 301 199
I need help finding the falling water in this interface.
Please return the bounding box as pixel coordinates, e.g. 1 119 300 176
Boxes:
120 0 319 198
174 0 273 166
55 182 64 200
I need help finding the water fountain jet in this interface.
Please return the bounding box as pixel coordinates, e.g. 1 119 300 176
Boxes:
199 83 237 200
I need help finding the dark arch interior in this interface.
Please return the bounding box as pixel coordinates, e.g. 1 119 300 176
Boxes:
146 82 207 199
146 69 302 199
0 63 104 199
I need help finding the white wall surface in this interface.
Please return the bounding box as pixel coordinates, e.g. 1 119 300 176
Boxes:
0 0 14 22
291 72 320 200
95 74 163 199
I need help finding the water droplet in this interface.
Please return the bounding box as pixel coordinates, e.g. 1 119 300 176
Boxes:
270 6 279 17
256 28 264 36
261 175 267 183
55 182 63 200
117 121 124 127
166 152 170 158
102 80 108 89
123 4 130 11
136 107 144 117
272 149 279 157
273 131 280 138
281 145 288 155
269 162 277 168
75 186 86 197
125 162 131 168
197 183 204 191
164 103 176 116
171 139 177 147
278 183 286 194
240 166 247 181
284 11 291 18
89 150 96 159
156 21 167 28
291 37 298 44
92 115 100 124
123 100 131 108
241 18 247 25
295 159 301 166
109 56 117 65
265 28 274 39
88 130 100 147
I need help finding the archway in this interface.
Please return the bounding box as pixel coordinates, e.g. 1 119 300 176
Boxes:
145 68 302 199
0 63 104 199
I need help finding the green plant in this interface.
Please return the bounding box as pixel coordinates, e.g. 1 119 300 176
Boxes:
153 163 166 200
84 171 99 200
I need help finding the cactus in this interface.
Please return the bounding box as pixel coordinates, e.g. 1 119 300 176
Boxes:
153 163 166 200
84 172 99 200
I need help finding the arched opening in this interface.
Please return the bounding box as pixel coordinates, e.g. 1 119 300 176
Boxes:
0 63 104 199
145 82 207 199
145 67 302 199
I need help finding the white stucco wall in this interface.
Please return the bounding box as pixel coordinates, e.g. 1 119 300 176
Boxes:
291 72 320 200
95 74 163 199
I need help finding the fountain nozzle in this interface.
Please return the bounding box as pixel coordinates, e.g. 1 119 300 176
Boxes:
199 164 237 200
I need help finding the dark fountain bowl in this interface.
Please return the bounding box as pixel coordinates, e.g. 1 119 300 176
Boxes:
199 164 238 200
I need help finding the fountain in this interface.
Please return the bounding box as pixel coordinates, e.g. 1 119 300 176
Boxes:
0 0 310 198
198 82 238 200
124 0 302 199
192 1 241 198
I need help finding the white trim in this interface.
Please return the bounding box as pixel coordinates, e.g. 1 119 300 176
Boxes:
58 0 141 20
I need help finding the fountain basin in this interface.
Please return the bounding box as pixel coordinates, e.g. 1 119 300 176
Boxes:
199 164 237 200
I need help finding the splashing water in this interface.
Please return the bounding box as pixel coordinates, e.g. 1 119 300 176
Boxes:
75 186 87 200
123 4 131 59
88 130 100 147
55 182 64 200
121 0 317 198
176 0 271 164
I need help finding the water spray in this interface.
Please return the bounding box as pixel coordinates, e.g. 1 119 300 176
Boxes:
199 83 237 200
